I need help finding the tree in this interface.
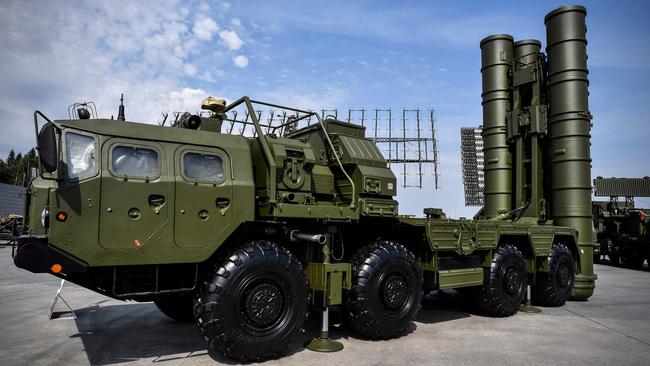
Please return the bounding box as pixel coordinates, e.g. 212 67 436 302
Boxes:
0 148 39 186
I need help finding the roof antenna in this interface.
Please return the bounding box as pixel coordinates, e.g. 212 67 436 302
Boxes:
117 93 126 121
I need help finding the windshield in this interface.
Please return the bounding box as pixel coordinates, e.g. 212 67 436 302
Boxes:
65 132 97 179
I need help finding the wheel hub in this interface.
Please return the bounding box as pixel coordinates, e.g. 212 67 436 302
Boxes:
243 282 283 327
381 275 408 309
504 266 522 296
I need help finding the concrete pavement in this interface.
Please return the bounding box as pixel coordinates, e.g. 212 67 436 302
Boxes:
1 243 649 366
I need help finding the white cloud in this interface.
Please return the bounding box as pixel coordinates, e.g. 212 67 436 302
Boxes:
220 1 231 11
219 29 243 50
184 63 197 77
231 17 242 27
260 86 349 110
233 55 249 68
193 16 219 41
0 1 251 156
169 87 207 113
199 71 215 82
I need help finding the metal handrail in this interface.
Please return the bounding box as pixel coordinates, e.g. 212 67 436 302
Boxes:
223 97 356 210
312 113 356 209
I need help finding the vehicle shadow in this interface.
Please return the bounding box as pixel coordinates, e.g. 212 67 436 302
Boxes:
72 301 320 365
72 292 472 365
417 289 474 324
72 302 207 365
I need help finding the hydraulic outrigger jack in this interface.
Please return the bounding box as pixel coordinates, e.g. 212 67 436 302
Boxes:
518 284 541 313
306 307 344 352
299 230 350 353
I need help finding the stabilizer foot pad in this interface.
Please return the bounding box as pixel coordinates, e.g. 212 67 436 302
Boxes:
306 337 344 352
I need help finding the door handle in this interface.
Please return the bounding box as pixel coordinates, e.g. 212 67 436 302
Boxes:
216 197 230 209
149 195 166 214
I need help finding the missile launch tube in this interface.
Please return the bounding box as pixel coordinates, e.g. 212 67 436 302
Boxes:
545 5 594 299
480 34 513 219
513 40 541 68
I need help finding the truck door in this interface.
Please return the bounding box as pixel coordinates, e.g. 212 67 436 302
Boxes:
174 146 234 248
99 139 170 250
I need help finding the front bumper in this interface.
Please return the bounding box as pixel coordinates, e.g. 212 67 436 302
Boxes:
13 236 86 274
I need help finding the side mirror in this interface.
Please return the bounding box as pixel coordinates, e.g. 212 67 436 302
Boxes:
38 122 58 172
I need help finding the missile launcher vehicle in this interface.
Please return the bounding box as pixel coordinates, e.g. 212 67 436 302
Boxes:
14 5 595 362
592 177 650 268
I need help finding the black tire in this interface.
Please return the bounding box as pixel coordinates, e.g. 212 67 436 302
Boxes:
475 244 527 317
346 241 423 339
194 241 309 362
153 293 195 322
533 243 574 307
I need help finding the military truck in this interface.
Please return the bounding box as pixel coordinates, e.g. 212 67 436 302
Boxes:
592 177 650 268
14 5 595 361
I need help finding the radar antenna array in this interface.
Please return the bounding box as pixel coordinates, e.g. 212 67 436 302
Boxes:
165 106 440 189
460 126 485 206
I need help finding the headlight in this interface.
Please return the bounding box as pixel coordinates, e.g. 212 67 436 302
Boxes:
41 207 50 228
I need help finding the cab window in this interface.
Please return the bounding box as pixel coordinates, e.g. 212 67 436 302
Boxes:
182 153 224 183
65 132 97 179
111 146 159 178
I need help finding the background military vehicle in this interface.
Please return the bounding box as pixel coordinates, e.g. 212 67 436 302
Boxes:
592 177 650 268
13 5 595 362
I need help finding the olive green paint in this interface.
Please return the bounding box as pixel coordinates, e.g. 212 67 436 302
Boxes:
545 6 594 299
21 5 596 305
480 34 514 219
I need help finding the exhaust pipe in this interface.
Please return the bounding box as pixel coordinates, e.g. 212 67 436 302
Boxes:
290 230 327 245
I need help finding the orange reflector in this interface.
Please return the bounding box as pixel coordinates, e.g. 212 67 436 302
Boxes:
56 212 68 222
51 264 62 273
134 239 142 247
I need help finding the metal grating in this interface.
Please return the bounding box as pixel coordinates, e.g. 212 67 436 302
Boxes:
166 107 440 189
460 127 484 206
315 108 440 189
0 182 26 216
593 177 650 198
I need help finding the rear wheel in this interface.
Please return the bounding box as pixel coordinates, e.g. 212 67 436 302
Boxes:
153 293 194 322
194 241 309 362
533 243 574 306
475 244 527 316
347 241 423 339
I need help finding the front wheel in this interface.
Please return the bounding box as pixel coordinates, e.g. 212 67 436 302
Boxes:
194 241 309 362
346 241 423 339
475 244 527 316
533 243 574 306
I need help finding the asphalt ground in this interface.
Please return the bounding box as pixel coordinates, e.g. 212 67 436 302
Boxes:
1 242 649 366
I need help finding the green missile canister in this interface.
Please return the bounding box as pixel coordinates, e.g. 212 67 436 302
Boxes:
514 39 541 67
481 34 514 219
545 5 595 299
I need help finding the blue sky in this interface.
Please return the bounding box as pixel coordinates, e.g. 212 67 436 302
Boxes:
1 0 649 216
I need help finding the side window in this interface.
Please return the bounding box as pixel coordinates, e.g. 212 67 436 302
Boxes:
111 146 159 178
183 152 224 183
66 132 97 179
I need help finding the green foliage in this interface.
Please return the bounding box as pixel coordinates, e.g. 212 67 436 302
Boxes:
0 148 38 187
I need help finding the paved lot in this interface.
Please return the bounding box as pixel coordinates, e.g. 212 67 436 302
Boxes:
1 243 649 366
